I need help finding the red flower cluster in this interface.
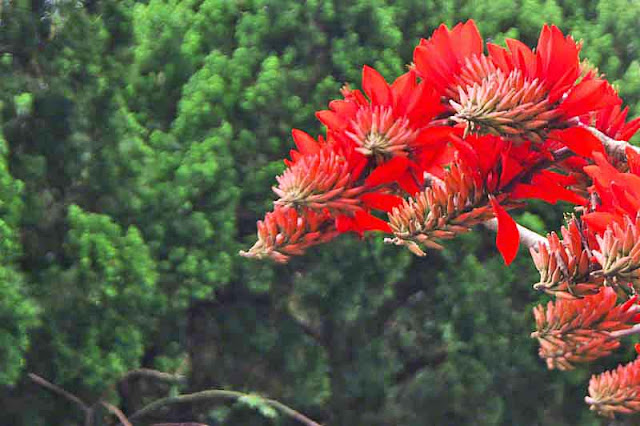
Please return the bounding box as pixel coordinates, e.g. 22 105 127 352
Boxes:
242 20 640 418
244 21 636 265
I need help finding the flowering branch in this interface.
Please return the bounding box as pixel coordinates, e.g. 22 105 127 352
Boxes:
241 19 640 420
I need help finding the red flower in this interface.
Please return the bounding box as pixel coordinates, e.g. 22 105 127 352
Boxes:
588 356 640 417
240 206 338 263
414 21 620 143
316 66 450 173
274 145 367 214
413 20 483 98
532 287 640 370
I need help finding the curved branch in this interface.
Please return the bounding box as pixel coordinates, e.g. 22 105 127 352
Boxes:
125 389 322 426
101 402 133 426
29 373 91 416
119 368 186 385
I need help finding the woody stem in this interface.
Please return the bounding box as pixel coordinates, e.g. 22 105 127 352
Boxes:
581 124 640 160
483 218 547 249
609 323 640 339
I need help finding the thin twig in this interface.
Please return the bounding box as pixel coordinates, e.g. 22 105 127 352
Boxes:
483 218 547 249
125 389 323 426
101 401 133 426
28 373 91 416
120 368 186 385
610 323 640 339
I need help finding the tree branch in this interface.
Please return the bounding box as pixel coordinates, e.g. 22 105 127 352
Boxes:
125 389 323 426
28 373 91 416
581 124 640 160
101 402 133 426
119 368 186 385
393 348 448 384
610 323 640 339
483 218 547 249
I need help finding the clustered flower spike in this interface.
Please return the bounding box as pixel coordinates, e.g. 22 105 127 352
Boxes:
242 19 640 419
240 206 338 263
530 217 602 299
587 354 640 417
532 287 640 370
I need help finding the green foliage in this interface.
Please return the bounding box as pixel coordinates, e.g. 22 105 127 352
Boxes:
0 130 38 386
1 1 639 425
37 205 161 392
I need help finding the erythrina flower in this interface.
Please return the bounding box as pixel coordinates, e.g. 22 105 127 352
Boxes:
385 154 522 261
592 215 640 292
273 146 366 213
530 217 603 299
413 21 621 144
316 66 454 191
532 287 640 370
587 356 640 417
239 206 338 263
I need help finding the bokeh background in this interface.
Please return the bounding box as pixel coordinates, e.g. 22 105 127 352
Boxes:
1 0 640 425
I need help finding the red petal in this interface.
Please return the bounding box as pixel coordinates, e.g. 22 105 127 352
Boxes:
354 210 392 233
291 129 320 156
559 79 621 117
360 192 404 212
487 43 512 72
365 156 410 187
391 71 417 115
499 150 524 188
397 171 421 195
511 182 586 205
582 212 623 235
362 65 392 107
329 99 358 117
620 117 640 141
316 110 348 130
627 146 640 175
335 214 356 233
490 197 520 265
413 126 454 148
458 20 483 58
549 127 605 159
506 38 536 79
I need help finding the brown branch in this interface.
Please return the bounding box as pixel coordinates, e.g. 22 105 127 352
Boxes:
101 402 133 426
581 124 640 160
119 368 186 385
125 389 323 426
28 373 91 416
152 424 208 426
393 348 448 384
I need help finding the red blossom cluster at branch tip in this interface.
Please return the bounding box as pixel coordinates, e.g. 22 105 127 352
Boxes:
532 287 640 370
587 354 640 417
241 19 640 418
